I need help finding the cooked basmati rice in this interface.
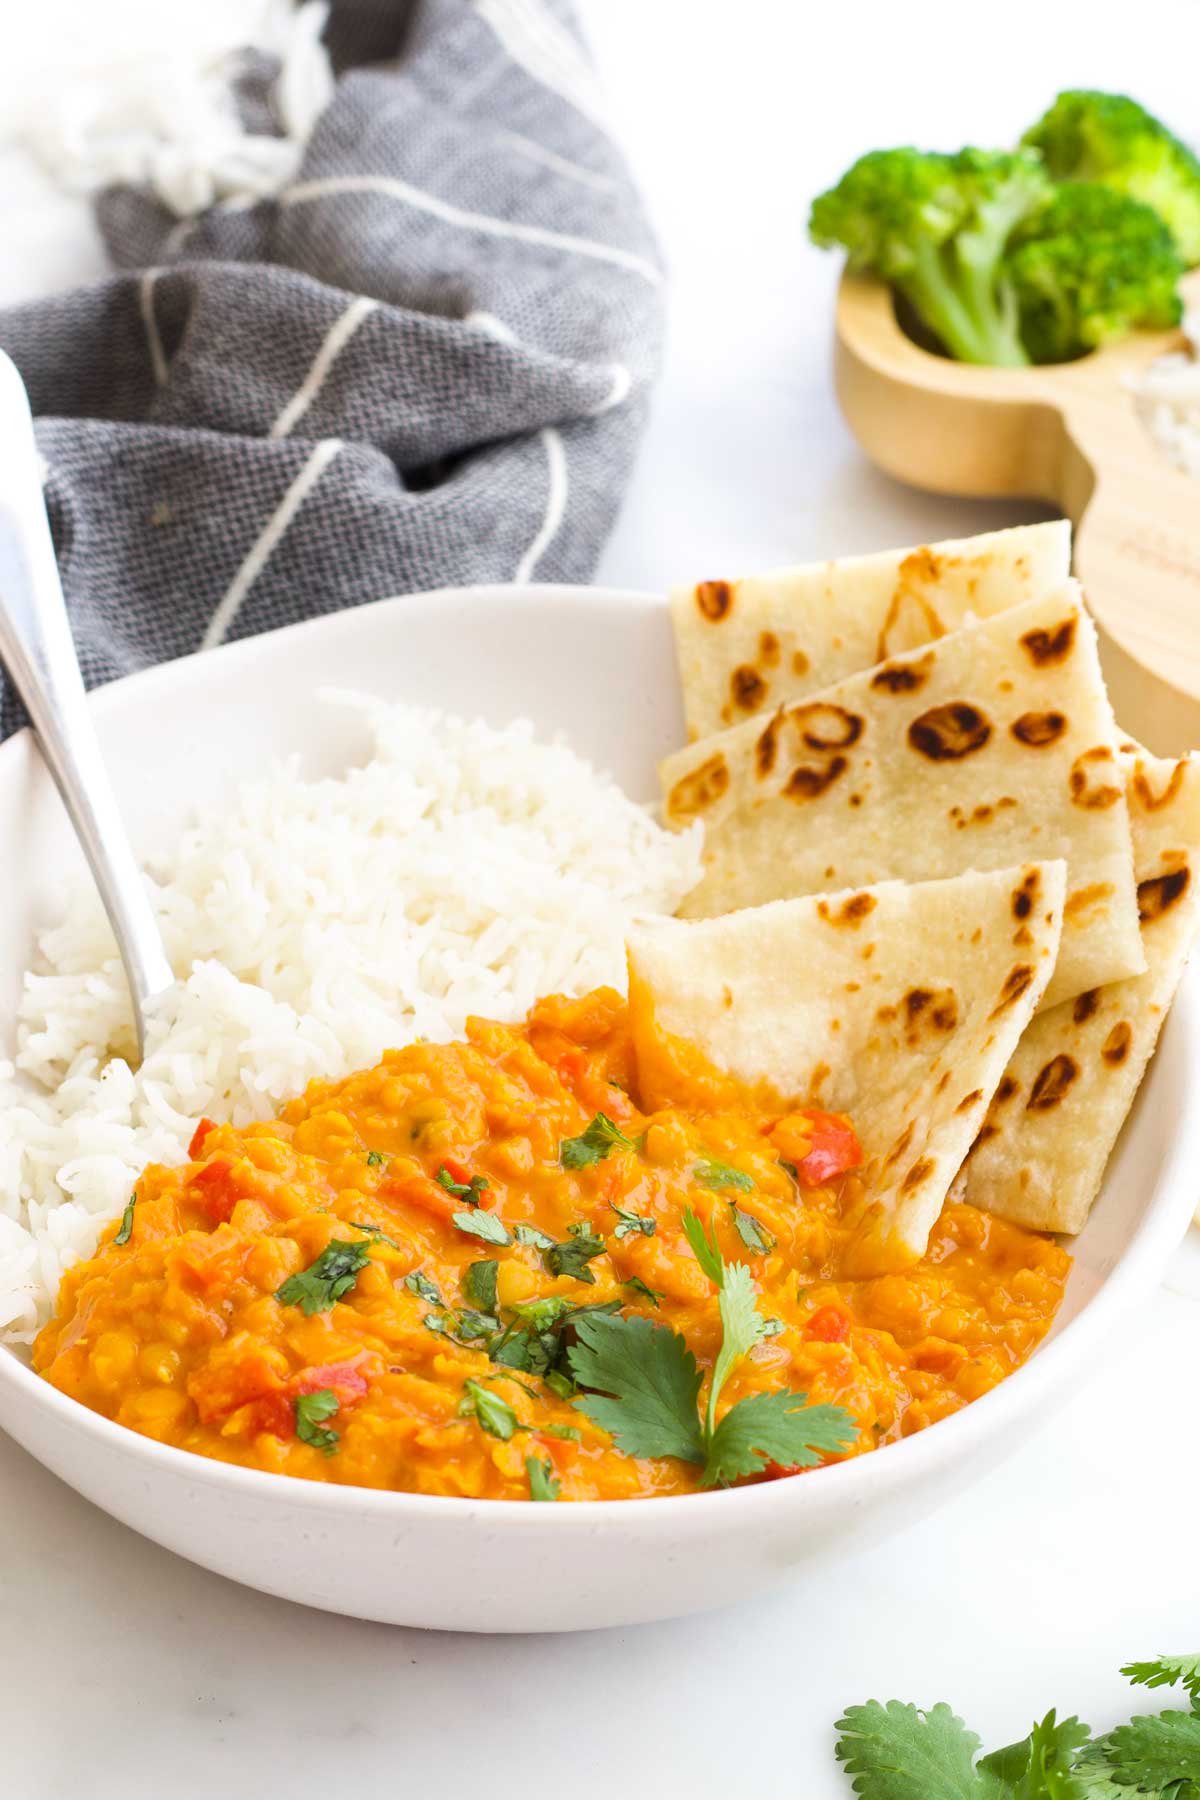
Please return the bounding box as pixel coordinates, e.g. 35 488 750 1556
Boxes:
0 696 703 1342
1130 307 1200 479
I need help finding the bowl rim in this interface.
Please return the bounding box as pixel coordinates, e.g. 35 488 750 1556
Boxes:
1 581 1196 1533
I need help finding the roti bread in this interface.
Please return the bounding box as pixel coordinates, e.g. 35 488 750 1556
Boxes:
627 862 1066 1274
963 750 1200 1233
660 586 1144 1011
671 520 1072 741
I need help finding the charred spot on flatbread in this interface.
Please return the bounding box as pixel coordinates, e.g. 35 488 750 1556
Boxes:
882 1120 915 1169
901 1156 936 1192
788 702 863 752
1073 989 1100 1024
668 753 729 819
1101 1021 1133 1065
817 892 877 928
956 1088 983 1112
695 580 732 622
1027 1054 1078 1110
1064 882 1114 919
908 702 992 762
730 665 767 713
994 1075 1019 1105
1012 869 1041 921
1069 746 1122 811
1133 759 1186 814
871 660 929 695
1011 711 1067 748
792 649 810 676
755 712 781 779
1021 617 1076 665
991 965 1034 1016
784 756 848 801
758 631 781 668
1138 865 1190 922
901 986 959 1042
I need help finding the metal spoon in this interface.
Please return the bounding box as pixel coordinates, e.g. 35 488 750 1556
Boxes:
0 350 174 1058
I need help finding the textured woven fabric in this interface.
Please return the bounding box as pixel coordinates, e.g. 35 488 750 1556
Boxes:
0 0 663 734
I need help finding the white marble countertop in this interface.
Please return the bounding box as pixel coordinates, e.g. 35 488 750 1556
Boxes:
2 3 1200 1794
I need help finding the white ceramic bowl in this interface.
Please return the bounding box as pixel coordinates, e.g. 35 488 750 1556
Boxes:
0 585 1196 1634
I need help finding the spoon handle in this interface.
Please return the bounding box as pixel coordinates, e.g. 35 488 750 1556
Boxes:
0 351 174 1055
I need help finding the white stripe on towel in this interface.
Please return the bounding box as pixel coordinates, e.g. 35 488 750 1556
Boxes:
514 426 568 582
270 296 378 439
474 0 608 126
279 175 662 285
202 439 342 650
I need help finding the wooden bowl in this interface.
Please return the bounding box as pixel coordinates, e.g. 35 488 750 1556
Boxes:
835 270 1200 752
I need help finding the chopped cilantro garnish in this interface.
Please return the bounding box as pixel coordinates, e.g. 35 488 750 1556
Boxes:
365 1150 386 1168
347 1219 400 1249
452 1209 511 1246
560 1112 640 1170
275 1239 372 1316
404 1270 443 1305
544 1221 607 1284
624 1275 663 1307
526 1455 561 1502
568 1207 853 1487
693 1158 755 1193
729 1202 775 1255
436 1165 490 1206
833 1653 1200 1795
541 1422 581 1441
114 1192 137 1246
610 1201 656 1240
514 1222 556 1250
460 1379 517 1440
463 1259 499 1313
779 1158 800 1188
543 1370 575 1400
761 1317 785 1337
294 1389 339 1454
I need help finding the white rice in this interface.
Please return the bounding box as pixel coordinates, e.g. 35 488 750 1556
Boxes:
0 695 703 1342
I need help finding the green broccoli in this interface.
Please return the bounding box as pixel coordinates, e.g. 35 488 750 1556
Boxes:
809 146 1054 366
1008 181 1184 363
1023 89 1200 265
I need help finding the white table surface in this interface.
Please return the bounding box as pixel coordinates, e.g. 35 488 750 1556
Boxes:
3 3 1200 1793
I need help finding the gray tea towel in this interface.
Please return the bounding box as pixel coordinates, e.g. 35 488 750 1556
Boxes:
0 0 664 736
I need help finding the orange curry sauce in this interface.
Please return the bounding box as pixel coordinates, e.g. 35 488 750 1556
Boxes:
34 989 1069 1500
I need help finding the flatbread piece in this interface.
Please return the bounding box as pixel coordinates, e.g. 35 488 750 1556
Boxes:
627 861 1066 1274
660 587 1143 1010
671 520 1072 741
963 751 1200 1232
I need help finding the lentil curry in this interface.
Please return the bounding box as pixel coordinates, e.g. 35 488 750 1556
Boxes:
35 989 1069 1501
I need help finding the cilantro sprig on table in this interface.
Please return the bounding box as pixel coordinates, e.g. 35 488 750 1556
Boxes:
834 1655 1200 1797
567 1207 855 1487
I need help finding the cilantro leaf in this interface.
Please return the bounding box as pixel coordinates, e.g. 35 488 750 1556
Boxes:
683 1206 725 1286
568 1311 705 1465
544 1221 606 1284
404 1270 443 1305
979 1711 1096 1798
365 1150 386 1168
694 1158 755 1193
835 1699 986 1799
114 1192 137 1246
560 1112 640 1170
610 1201 656 1240
1095 1708 1200 1793
1122 1657 1200 1708
514 1222 556 1250
460 1379 518 1440
275 1239 371 1315
347 1219 400 1249
624 1275 662 1307
463 1259 499 1313
706 1260 767 1435
453 1209 511 1246
703 1387 857 1487
541 1423 581 1441
294 1389 339 1454
526 1455 561 1501
436 1165 489 1205
729 1202 775 1254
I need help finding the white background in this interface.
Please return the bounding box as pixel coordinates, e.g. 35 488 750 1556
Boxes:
3 3 1200 1795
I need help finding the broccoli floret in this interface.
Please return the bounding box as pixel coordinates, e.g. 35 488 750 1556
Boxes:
1007 182 1184 363
1023 89 1200 265
809 146 1053 366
